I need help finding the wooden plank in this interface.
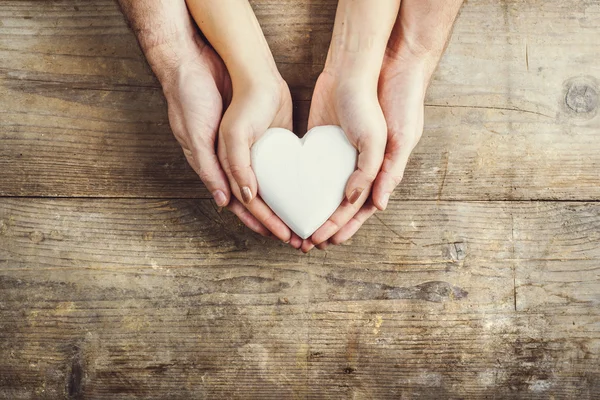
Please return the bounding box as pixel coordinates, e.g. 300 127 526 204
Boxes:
0 199 598 397
0 0 599 199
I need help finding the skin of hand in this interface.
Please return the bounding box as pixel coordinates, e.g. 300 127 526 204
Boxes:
186 0 303 248
118 0 303 248
301 0 401 252
302 0 464 252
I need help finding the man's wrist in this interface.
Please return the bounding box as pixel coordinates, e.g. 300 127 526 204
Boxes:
118 0 199 86
143 36 199 87
385 41 442 85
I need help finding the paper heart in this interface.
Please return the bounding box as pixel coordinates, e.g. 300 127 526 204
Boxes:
251 125 357 239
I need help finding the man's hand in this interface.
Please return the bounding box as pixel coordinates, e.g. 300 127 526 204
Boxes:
118 0 293 242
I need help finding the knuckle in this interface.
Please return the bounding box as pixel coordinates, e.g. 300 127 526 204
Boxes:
223 123 250 141
359 168 379 182
391 173 404 187
228 163 249 178
262 213 279 230
197 168 214 186
389 131 412 148
181 146 193 157
328 219 341 232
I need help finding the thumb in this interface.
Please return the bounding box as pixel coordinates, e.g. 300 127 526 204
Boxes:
372 137 415 211
184 143 231 207
221 126 258 204
345 133 386 205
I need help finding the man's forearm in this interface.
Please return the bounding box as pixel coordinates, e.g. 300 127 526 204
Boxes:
185 0 280 89
325 0 401 85
387 0 464 74
117 0 199 84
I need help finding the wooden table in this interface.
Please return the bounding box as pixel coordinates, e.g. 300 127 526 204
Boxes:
1 1 599 398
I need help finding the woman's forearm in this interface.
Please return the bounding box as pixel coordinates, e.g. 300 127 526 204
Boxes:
185 0 280 89
325 0 401 84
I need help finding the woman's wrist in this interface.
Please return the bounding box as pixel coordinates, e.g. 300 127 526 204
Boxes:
323 33 386 85
323 0 400 86
225 51 281 93
185 0 281 95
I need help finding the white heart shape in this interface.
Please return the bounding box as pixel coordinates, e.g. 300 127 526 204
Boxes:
251 125 357 239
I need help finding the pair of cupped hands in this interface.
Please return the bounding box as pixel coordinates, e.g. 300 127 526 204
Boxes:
162 4 434 253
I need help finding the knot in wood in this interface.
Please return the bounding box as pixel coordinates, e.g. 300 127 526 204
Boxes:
565 79 598 114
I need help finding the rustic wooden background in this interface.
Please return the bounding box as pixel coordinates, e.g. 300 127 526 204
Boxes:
1 0 599 398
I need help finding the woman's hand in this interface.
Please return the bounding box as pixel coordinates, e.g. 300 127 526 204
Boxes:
185 0 302 248
218 75 303 247
301 0 401 252
301 70 386 252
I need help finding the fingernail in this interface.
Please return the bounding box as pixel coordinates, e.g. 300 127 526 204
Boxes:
212 190 227 207
381 193 390 210
241 186 252 204
348 188 363 204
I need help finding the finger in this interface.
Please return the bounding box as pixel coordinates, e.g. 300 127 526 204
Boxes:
345 135 385 204
310 189 369 245
301 239 315 253
316 241 329 251
228 174 292 242
191 142 231 207
220 143 293 243
221 127 257 204
330 200 378 245
227 198 271 237
244 197 292 243
372 137 414 211
289 234 303 250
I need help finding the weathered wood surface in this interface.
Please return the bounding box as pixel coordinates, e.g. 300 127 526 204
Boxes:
0 199 599 398
1 0 600 398
0 0 599 199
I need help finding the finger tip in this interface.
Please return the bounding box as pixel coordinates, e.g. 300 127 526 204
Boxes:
374 202 386 212
347 188 363 205
316 241 329 251
370 188 388 209
240 186 254 204
301 241 314 253
290 235 302 249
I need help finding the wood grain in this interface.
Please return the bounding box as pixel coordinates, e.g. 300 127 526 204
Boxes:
0 0 599 199
1 0 600 398
0 199 599 398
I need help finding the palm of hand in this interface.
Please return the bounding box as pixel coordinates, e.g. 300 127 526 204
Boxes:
216 72 300 246
165 45 231 178
308 72 386 141
302 72 387 251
